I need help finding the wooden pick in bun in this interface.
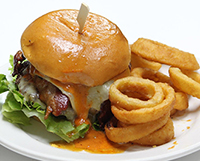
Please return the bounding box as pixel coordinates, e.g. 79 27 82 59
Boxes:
3 8 132 148
21 9 131 87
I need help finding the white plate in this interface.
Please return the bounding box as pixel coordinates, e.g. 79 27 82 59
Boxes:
1 1 200 161
1 62 200 161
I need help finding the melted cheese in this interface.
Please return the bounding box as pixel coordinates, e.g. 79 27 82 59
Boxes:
18 76 46 110
33 67 130 121
50 79 89 120
50 78 113 120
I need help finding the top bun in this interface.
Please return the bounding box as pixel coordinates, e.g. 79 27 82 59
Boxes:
21 9 130 86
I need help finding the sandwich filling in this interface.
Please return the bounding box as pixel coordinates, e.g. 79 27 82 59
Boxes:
13 50 113 124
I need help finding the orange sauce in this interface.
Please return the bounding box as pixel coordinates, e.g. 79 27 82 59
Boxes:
51 128 130 154
168 141 178 150
47 79 130 153
50 79 90 121
34 67 130 153
168 145 175 150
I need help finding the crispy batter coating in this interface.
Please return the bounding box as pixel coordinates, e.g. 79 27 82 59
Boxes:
169 67 200 99
133 118 174 146
131 67 189 112
131 38 199 70
130 52 162 71
105 113 170 143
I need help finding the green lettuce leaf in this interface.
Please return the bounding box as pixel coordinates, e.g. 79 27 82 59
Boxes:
22 108 89 142
2 92 30 125
0 74 9 93
0 74 89 142
0 56 89 142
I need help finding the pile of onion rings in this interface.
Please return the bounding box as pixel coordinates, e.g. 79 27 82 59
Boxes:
104 38 200 146
130 38 200 112
105 78 175 145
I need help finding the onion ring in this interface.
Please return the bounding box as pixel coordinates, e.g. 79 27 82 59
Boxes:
131 67 188 111
133 118 174 146
109 77 165 111
131 38 199 70
130 67 173 86
105 112 170 143
169 67 200 99
130 52 162 71
111 83 175 124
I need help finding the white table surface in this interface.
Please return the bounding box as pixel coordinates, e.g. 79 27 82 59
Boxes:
1 0 200 161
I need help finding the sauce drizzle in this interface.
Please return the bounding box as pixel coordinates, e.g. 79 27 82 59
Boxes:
51 128 130 154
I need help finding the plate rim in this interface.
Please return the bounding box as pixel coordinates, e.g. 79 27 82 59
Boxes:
1 62 200 161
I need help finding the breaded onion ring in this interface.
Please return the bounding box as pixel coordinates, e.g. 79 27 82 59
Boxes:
109 77 165 111
131 67 188 111
131 38 199 70
133 118 174 146
111 83 175 124
169 67 200 99
174 92 188 111
130 67 173 86
130 52 162 71
105 112 170 143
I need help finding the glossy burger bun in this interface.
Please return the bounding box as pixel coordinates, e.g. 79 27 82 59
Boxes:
21 9 131 87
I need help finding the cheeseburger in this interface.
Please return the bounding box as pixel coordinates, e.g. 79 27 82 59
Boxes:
4 9 130 142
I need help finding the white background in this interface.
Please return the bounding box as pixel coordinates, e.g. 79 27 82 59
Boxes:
0 0 200 161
